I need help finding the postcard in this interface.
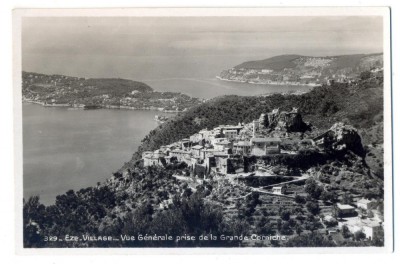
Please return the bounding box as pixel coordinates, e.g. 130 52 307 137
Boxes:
13 7 393 253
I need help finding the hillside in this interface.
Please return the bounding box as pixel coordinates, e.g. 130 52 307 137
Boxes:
219 53 383 86
128 70 383 177
235 54 302 71
82 78 153 95
23 71 385 248
22 72 201 111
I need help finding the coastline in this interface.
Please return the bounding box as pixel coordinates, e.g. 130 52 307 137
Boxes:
22 99 186 113
216 76 318 87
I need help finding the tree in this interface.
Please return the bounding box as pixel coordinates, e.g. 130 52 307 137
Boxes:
286 232 336 247
306 201 320 215
321 191 337 204
341 192 353 204
304 179 323 199
296 225 303 236
255 217 274 235
23 196 47 248
280 210 291 221
341 225 352 239
360 71 372 80
354 230 366 241
294 195 306 204
371 227 384 246
280 221 292 235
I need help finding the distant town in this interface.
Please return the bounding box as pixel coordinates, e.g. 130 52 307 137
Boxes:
22 72 203 112
218 54 383 86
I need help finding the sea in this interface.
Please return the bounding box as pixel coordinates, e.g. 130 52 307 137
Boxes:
22 54 313 205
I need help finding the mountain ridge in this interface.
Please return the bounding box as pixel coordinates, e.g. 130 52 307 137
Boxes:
234 53 383 70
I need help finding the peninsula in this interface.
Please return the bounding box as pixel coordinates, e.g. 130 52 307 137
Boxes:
22 72 203 112
218 53 383 86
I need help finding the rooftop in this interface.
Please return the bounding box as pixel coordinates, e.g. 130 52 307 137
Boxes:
191 145 204 150
234 141 251 146
251 137 281 143
357 198 372 204
337 203 355 210
220 125 243 130
215 140 231 145
224 129 238 133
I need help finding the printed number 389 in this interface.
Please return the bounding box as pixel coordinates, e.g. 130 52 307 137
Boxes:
44 236 58 241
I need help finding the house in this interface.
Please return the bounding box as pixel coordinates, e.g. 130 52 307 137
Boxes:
191 145 203 157
357 198 374 210
336 203 356 216
181 139 190 149
219 124 244 134
233 141 251 155
326 79 335 86
189 133 203 144
272 186 287 195
252 120 260 137
223 129 237 140
338 219 383 240
250 137 281 156
214 154 230 174
170 149 191 163
159 146 171 156
261 69 273 74
214 139 232 151
198 129 211 140
142 150 165 167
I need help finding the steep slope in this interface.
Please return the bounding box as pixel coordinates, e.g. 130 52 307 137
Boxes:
128 71 383 169
235 54 302 71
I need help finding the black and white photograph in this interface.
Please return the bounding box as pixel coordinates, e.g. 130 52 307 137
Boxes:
13 7 392 252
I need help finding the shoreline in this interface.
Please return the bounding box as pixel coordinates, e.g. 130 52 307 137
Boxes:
22 99 186 113
216 76 318 87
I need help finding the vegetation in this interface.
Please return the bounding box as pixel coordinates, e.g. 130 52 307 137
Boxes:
128 72 383 173
22 72 201 111
23 72 385 248
286 232 336 247
23 167 243 248
235 54 301 71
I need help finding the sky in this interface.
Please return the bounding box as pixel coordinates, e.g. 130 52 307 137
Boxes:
21 16 383 79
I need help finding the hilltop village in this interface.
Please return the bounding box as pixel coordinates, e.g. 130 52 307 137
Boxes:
143 107 307 174
138 107 384 245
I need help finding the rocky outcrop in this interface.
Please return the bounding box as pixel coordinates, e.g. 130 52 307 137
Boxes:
261 108 309 132
314 122 365 156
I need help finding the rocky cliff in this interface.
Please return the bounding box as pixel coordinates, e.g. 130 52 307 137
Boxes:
260 108 310 132
314 122 365 156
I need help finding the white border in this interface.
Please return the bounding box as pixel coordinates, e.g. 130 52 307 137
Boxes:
12 7 393 255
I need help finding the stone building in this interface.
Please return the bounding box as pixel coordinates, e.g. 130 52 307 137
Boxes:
250 137 281 156
233 141 251 155
142 150 166 167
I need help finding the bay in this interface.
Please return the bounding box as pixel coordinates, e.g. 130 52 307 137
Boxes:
23 103 174 205
22 54 313 205
141 78 311 99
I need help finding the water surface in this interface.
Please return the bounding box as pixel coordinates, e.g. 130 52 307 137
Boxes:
23 103 174 205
